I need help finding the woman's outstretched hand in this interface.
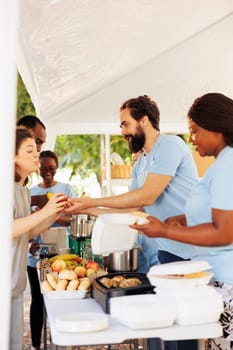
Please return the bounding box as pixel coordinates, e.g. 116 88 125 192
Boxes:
42 193 69 217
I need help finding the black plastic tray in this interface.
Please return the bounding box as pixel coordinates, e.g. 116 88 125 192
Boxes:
92 272 155 313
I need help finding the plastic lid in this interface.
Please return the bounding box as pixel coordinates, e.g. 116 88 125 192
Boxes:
91 215 137 255
148 260 212 276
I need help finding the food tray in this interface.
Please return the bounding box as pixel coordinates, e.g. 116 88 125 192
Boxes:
42 289 88 300
92 272 155 313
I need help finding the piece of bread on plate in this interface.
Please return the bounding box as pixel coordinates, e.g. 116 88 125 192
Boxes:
66 279 79 290
56 279 68 290
47 272 57 289
41 280 54 292
59 269 77 280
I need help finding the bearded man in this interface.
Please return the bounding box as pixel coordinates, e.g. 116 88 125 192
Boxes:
66 95 198 272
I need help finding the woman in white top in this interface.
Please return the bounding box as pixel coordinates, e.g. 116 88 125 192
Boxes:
11 129 67 350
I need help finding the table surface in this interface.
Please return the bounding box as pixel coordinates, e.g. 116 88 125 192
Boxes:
44 295 222 347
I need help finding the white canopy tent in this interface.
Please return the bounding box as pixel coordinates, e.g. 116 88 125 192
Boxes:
17 0 233 143
1 2 233 347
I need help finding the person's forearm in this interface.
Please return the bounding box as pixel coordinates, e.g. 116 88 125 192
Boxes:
162 223 232 247
81 207 141 216
29 214 57 239
13 209 56 238
91 188 152 209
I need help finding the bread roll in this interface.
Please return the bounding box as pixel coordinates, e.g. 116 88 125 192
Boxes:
41 280 53 293
56 279 68 290
111 275 125 283
46 273 57 290
119 278 141 288
59 269 77 280
67 279 79 290
78 277 91 290
100 277 113 288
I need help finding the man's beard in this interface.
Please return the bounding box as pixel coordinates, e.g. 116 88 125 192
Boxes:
126 127 145 153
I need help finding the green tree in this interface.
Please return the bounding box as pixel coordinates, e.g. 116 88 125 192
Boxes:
16 73 35 119
55 134 101 182
110 135 131 164
55 134 131 183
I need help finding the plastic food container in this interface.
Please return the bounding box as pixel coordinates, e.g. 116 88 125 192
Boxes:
147 260 224 326
110 294 176 329
92 272 155 313
91 214 138 255
148 260 214 288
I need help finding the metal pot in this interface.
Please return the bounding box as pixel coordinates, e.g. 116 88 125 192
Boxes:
103 247 139 272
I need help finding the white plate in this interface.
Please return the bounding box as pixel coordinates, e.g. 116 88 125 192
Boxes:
42 289 87 300
55 312 109 332
98 213 149 225
98 213 136 225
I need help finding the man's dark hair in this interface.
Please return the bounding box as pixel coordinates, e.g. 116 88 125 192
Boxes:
40 150 59 168
120 95 160 131
17 115 46 130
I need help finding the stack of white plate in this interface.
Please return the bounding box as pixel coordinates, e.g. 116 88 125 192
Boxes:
55 312 109 332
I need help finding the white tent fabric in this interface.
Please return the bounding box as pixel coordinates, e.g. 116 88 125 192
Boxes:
17 0 233 140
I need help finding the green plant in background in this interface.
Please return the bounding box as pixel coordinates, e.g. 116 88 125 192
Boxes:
55 134 101 182
110 135 131 164
16 73 35 119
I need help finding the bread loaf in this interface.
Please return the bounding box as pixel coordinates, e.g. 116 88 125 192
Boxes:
47 273 57 289
67 279 79 290
56 279 68 290
59 269 77 280
41 280 54 292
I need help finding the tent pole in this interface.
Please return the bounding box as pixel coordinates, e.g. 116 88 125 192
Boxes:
0 0 19 348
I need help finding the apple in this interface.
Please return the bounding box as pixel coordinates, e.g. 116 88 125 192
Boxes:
51 259 66 272
86 261 99 271
74 265 87 278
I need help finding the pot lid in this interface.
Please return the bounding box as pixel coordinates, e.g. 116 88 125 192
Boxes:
148 260 212 276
